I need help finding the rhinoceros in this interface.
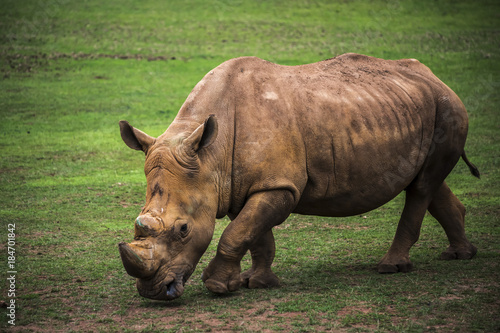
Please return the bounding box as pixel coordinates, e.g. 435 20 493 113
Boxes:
118 53 479 300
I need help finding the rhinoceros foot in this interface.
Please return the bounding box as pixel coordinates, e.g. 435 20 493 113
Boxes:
203 276 243 294
440 243 477 260
201 256 243 294
241 268 280 289
377 255 413 274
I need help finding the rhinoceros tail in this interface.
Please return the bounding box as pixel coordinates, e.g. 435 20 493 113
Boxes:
462 151 480 179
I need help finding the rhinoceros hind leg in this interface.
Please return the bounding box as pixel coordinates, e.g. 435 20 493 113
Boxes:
241 230 280 289
440 244 477 260
377 188 433 273
427 182 477 261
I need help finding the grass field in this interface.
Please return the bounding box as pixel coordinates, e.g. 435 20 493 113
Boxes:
1 0 499 331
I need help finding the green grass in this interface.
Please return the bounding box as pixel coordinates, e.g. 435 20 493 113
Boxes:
1 0 499 331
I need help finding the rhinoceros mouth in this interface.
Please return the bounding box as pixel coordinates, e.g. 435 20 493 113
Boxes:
164 276 185 300
137 265 192 301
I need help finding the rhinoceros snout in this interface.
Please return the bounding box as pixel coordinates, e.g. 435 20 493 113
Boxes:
118 240 159 279
134 269 188 301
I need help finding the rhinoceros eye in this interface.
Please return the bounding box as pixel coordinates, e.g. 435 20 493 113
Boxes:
180 223 189 235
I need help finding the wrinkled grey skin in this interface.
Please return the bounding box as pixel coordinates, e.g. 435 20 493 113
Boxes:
118 54 478 300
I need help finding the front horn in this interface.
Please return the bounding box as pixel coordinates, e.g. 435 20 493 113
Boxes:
118 240 159 279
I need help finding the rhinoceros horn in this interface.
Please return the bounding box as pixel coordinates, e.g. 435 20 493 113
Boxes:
118 240 159 279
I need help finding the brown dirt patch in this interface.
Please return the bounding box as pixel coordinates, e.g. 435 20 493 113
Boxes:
8 297 352 332
337 304 373 316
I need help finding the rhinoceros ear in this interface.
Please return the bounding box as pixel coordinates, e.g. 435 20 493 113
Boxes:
119 120 155 153
184 115 218 152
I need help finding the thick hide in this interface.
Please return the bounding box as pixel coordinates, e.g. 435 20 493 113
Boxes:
118 54 478 300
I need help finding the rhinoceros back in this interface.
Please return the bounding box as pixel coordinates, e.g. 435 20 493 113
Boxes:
177 54 467 217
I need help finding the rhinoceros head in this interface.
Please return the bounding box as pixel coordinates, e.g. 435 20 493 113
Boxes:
118 116 218 300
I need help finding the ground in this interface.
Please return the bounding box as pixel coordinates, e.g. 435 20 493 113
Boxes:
0 0 499 332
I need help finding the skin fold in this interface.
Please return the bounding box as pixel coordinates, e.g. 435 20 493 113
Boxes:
118 53 478 300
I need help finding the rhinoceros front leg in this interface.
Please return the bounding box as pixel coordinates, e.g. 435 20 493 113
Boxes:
241 229 280 289
202 190 295 294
